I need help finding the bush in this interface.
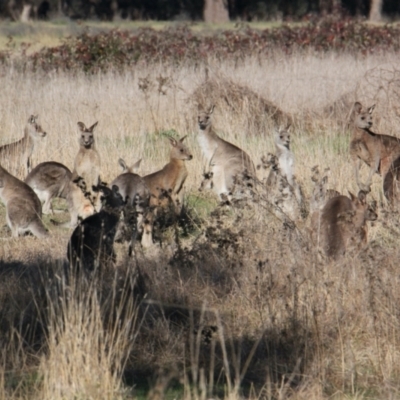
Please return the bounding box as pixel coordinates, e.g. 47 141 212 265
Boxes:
10 20 400 74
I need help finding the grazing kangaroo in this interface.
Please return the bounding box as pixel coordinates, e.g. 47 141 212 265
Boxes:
25 161 72 215
73 121 101 209
143 136 193 215
111 158 153 248
0 164 48 238
311 191 377 259
0 115 47 177
197 105 256 199
350 102 400 201
67 185 124 273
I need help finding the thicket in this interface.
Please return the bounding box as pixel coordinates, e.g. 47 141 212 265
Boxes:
5 19 400 73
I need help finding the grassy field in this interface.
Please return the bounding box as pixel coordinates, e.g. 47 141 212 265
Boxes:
1 39 400 399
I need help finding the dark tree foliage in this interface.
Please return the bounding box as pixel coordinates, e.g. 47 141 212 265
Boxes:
0 0 399 21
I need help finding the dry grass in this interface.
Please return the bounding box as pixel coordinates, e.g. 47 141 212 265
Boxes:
1 50 400 399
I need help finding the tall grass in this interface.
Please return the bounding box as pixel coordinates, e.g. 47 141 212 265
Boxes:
1 50 400 398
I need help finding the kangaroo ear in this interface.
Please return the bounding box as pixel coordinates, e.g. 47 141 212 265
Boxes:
209 104 215 114
179 135 187 143
131 158 142 173
348 191 356 201
118 158 128 172
353 102 363 114
168 137 178 147
28 115 37 124
77 122 86 131
285 123 291 131
0 178 3 188
368 104 376 114
357 190 367 203
89 121 98 132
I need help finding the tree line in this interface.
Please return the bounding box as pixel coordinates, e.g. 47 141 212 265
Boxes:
0 0 397 23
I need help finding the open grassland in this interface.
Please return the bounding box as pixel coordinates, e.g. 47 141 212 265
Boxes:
2 49 400 399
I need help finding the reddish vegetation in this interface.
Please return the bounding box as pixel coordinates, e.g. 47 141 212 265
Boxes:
5 19 399 74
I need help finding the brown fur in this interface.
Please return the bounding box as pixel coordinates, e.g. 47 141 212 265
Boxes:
73 121 101 196
111 158 153 248
0 115 47 177
66 121 101 226
197 105 256 199
350 102 400 201
0 164 48 238
142 136 192 216
25 161 72 215
311 191 377 259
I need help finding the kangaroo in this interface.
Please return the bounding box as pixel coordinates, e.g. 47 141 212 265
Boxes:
72 121 101 209
25 161 72 215
67 185 124 273
309 166 341 213
0 115 47 177
0 164 48 238
64 177 96 228
311 191 377 259
197 105 256 199
143 136 193 215
265 127 306 220
273 126 295 186
350 102 400 201
111 158 153 248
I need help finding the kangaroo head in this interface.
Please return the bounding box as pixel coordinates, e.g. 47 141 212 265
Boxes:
169 136 193 161
197 105 215 130
274 125 291 150
352 102 375 130
349 190 378 225
118 158 142 174
77 121 98 149
26 115 47 139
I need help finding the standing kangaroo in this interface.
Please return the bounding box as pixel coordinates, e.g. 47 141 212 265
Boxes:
73 121 101 199
266 126 306 220
111 158 153 248
311 191 377 259
143 136 192 215
0 164 48 238
350 102 400 201
0 115 47 177
25 161 72 215
62 122 101 228
197 105 256 199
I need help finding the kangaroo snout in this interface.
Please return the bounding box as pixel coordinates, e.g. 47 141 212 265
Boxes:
198 120 208 130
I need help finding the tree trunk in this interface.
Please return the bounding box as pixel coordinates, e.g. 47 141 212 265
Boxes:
369 0 382 22
203 0 229 23
20 3 32 21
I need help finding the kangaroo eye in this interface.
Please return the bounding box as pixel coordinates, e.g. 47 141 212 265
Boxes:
180 149 184 153
361 117 365 120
